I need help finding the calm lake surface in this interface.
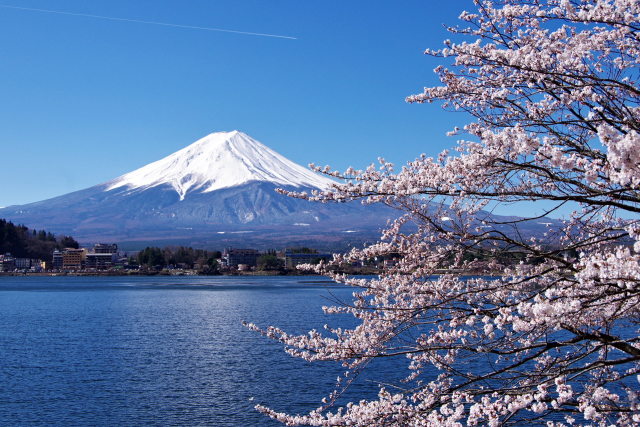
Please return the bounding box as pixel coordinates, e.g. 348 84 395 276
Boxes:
0 275 397 426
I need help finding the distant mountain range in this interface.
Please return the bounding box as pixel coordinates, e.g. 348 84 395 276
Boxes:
0 131 393 250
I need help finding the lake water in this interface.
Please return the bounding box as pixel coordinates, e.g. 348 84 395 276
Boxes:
0 275 396 426
4 275 632 426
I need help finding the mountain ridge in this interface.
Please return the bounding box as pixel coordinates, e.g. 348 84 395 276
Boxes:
0 131 392 250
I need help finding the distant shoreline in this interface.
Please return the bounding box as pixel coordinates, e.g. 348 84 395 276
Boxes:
0 270 312 277
0 268 503 278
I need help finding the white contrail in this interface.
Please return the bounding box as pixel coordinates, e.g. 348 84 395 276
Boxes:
0 3 297 40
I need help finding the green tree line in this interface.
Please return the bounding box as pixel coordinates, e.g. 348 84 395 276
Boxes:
136 246 221 273
0 219 79 261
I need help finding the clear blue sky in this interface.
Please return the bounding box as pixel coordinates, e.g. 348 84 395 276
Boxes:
0 1 472 208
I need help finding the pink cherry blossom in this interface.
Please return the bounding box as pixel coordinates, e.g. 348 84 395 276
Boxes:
250 1 640 425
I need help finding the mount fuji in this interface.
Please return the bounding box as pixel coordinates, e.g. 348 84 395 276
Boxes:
0 131 392 250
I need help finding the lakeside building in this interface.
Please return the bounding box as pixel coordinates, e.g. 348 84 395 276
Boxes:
62 248 85 270
85 253 117 270
223 248 259 268
284 252 332 269
15 258 44 271
1 253 45 272
85 243 119 270
52 250 63 269
0 253 15 272
14 257 29 269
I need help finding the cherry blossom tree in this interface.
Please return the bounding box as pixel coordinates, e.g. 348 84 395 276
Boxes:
246 1 640 425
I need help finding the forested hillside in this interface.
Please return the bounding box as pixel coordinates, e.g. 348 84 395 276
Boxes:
0 219 79 261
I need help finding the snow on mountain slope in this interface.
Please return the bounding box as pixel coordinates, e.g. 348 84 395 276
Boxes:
106 130 335 200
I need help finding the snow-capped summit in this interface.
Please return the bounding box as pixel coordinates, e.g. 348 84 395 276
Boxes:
106 130 334 200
